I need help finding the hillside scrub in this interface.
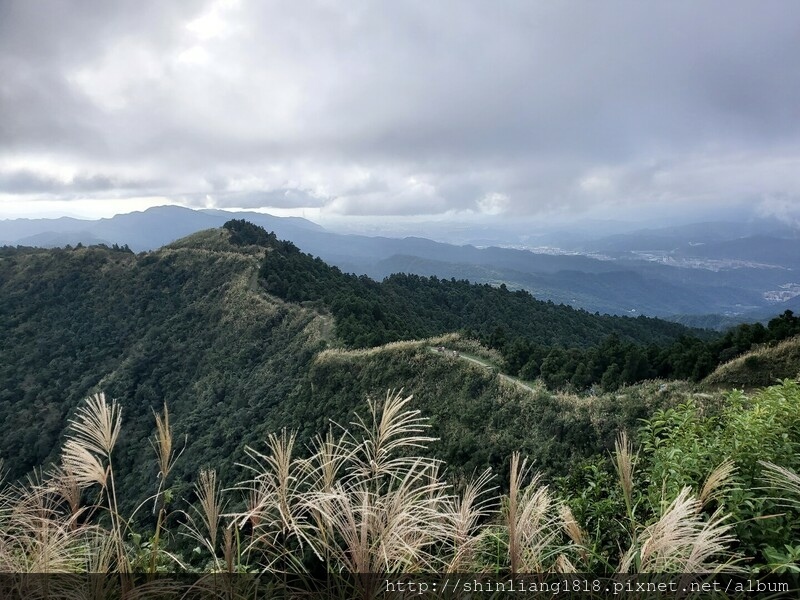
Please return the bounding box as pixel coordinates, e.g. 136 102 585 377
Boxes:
704 334 800 388
634 380 800 568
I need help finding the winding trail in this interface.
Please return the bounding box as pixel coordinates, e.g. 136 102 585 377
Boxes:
428 347 539 393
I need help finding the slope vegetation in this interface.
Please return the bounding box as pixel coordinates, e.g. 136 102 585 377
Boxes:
0 231 329 507
704 334 800 388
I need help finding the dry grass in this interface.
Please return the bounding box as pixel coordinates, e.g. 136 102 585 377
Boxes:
760 460 800 507
61 393 121 488
442 468 496 572
699 459 737 508
0 388 746 584
619 487 737 573
614 431 637 522
181 469 227 570
504 453 560 573
60 392 128 571
230 390 571 582
232 391 461 577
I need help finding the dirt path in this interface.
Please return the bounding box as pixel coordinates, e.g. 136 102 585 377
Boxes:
428 347 539 393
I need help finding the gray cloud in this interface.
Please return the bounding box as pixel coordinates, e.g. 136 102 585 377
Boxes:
1 0 800 219
0 169 159 195
182 188 328 210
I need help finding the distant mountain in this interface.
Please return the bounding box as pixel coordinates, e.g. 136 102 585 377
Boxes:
0 205 323 252
672 235 800 269
366 255 760 316
580 220 799 254
15 230 112 248
3 206 798 318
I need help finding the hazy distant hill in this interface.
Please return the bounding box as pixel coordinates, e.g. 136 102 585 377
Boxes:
673 234 800 269
368 254 766 316
3 206 799 318
0 205 323 252
15 230 112 248
581 219 799 254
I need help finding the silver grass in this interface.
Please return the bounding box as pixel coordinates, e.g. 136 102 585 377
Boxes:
505 453 561 573
182 468 226 557
699 459 737 508
760 460 800 507
442 468 498 572
619 487 738 573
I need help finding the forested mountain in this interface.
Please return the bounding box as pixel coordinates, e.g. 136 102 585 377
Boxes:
0 231 328 509
4 206 799 319
247 219 800 391
0 221 695 509
255 228 694 350
3 220 800 575
1 220 798 499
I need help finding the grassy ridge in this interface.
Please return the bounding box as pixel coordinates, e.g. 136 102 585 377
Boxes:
300 336 708 485
704 335 800 388
0 234 328 510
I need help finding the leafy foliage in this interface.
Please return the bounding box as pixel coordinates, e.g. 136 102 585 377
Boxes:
638 380 800 565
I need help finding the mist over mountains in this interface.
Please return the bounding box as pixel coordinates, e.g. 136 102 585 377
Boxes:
2 205 798 322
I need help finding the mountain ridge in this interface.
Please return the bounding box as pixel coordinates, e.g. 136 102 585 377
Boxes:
4 206 799 318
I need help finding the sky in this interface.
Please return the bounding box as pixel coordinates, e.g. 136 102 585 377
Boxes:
2 0 800 228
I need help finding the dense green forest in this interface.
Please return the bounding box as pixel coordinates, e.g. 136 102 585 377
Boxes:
0 231 328 510
2 220 800 581
499 310 800 391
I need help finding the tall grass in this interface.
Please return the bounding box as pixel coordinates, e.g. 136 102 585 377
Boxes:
0 388 744 590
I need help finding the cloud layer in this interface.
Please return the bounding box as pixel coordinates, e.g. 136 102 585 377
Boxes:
2 0 800 220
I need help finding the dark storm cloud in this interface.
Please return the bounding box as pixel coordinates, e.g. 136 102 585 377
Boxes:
1 0 800 218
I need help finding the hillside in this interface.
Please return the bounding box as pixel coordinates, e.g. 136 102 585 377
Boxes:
300 337 704 483
704 334 800 388
0 223 707 512
3 223 800 576
0 231 330 508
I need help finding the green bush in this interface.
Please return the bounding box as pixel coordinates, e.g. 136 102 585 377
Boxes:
639 380 800 566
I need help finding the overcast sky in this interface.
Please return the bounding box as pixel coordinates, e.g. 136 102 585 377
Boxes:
2 0 800 226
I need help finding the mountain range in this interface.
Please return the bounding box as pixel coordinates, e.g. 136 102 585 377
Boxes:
2 220 799 571
0 224 701 512
2 205 798 321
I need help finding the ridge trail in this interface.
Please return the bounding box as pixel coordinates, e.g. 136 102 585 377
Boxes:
428 346 539 393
